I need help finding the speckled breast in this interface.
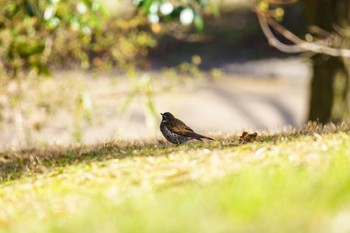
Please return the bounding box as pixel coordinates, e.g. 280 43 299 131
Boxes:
160 122 190 145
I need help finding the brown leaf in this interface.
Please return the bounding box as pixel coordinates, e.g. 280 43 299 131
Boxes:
239 131 258 144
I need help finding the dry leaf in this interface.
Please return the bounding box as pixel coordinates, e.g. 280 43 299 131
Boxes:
239 131 258 144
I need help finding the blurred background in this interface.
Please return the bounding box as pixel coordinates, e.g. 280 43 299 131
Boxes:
0 0 349 150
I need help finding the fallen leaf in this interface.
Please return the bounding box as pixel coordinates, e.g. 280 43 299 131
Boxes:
239 131 258 144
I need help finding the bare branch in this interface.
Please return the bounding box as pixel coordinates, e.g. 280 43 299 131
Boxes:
255 8 350 58
266 0 297 4
257 14 304 53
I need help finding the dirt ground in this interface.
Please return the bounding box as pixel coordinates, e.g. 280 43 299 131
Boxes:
0 58 310 150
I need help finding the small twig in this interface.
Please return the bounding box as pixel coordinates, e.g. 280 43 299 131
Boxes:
266 0 296 4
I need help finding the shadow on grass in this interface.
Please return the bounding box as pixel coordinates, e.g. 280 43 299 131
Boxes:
1 121 349 184
0 139 239 184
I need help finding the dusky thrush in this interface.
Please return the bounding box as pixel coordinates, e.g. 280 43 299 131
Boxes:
160 112 214 145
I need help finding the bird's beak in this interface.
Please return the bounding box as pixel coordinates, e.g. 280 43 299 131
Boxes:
160 113 163 116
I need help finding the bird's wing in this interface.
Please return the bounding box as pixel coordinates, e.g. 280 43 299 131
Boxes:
166 118 194 136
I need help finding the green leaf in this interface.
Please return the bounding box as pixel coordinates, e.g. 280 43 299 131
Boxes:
18 42 45 58
118 89 138 114
194 12 204 30
196 0 207 8
142 0 156 14
146 95 157 118
32 61 51 76
208 0 220 17
24 0 35 17
169 6 184 18
133 0 144 7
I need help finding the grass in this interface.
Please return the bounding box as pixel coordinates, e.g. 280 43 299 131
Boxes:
1 123 350 233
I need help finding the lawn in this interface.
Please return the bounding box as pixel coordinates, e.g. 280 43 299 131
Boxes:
1 123 350 233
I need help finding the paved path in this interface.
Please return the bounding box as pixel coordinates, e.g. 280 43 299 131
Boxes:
118 58 310 139
0 58 310 149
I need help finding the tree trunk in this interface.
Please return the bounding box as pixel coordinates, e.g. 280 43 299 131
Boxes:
304 0 350 123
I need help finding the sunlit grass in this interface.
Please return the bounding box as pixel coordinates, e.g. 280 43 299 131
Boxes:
1 123 350 233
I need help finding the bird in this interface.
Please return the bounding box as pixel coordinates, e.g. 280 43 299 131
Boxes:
160 112 214 145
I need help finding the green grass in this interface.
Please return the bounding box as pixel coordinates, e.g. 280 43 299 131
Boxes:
1 123 350 233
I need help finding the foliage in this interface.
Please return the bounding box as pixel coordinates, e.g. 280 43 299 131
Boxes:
134 0 219 32
1 124 350 232
0 0 156 79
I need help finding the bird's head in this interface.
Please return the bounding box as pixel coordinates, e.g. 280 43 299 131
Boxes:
160 112 174 121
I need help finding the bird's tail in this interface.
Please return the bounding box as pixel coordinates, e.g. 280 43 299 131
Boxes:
191 132 214 141
201 135 214 141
